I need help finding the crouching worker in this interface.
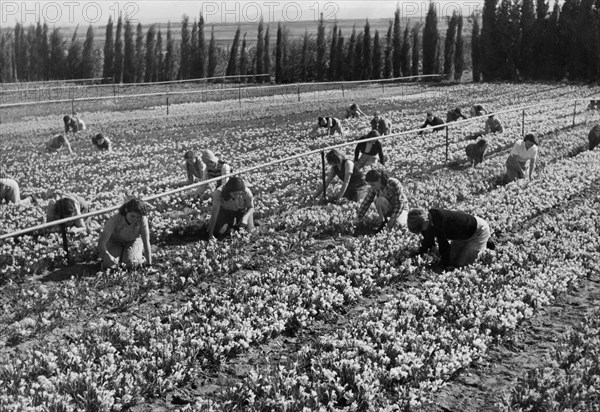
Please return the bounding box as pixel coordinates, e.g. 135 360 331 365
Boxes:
311 116 344 138
354 130 385 170
407 208 493 269
91 133 112 151
46 134 73 154
208 176 255 240
63 114 86 134
346 103 366 119
97 198 152 269
446 107 467 123
45 193 91 233
357 170 409 233
465 139 488 167
314 149 368 203
505 133 539 182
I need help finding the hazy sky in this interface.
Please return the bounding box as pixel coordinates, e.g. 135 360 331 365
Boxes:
1 1 485 26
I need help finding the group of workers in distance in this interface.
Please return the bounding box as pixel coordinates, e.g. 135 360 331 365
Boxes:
8 98 595 273
45 114 112 155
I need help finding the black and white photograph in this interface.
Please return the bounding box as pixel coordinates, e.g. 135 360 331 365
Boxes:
1 0 600 410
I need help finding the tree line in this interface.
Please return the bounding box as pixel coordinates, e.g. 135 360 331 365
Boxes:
3 0 598 85
0 4 463 84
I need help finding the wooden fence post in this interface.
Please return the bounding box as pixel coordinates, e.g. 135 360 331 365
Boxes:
61 225 70 265
166 96 169 115
321 150 327 202
572 100 577 127
445 126 449 162
522 109 525 136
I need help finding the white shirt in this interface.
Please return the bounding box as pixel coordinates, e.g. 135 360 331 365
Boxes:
510 140 538 162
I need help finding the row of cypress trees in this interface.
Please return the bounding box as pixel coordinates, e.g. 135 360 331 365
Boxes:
3 1 599 84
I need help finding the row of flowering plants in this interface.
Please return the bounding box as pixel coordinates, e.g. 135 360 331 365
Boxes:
500 308 600 412
0 82 599 410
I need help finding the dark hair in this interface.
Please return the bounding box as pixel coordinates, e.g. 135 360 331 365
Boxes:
119 198 149 216
57 134 67 144
350 103 357 110
184 150 195 160
524 133 539 145
426 111 433 117
63 115 71 125
92 133 104 145
221 176 246 201
365 169 390 185
366 130 380 139
318 116 326 126
477 139 488 148
325 149 344 165
55 198 77 219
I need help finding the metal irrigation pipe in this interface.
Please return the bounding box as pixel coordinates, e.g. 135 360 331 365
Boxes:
0 74 271 95
0 75 441 109
0 95 591 241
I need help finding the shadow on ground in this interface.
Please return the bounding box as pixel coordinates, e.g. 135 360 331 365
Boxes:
40 262 101 282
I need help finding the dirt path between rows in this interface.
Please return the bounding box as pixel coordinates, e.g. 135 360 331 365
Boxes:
424 271 600 412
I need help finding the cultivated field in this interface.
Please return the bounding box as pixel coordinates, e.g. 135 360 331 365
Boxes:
1 81 600 410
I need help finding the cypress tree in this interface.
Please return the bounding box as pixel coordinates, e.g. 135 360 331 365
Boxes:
363 19 372 79
264 25 271 82
392 6 402 76
0 33 15 82
471 13 481 81
316 13 326 81
354 32 363 80
422 2 439 75
240 33 248 79
275 23 283 82
481 0 499 80
434 33 442 76
256 18 264 81
114 15 123 83
443 13 458 79
519 0 536 79
401 21 412 78
301 29 309 82
372 30 382 79
103 16 114 81
198 14 206 78
411 23 421 76
384 21 393 78
81 24 95 79
48 27 66 80
165 22 177 80
207 26 217 78
145 25 156 82
329 23 338 81
191 20 199 78
346 25 356 80
155 28 163 82
225 26 241 77
336 28 344 81
135 22 145 82
454 14 464 81
29 22 41 80
67 26 82 79
41 23 50 80
180 15 190 79
122 20 135 82
496 0 520 79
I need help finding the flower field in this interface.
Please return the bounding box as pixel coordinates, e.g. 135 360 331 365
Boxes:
1 81 600 411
